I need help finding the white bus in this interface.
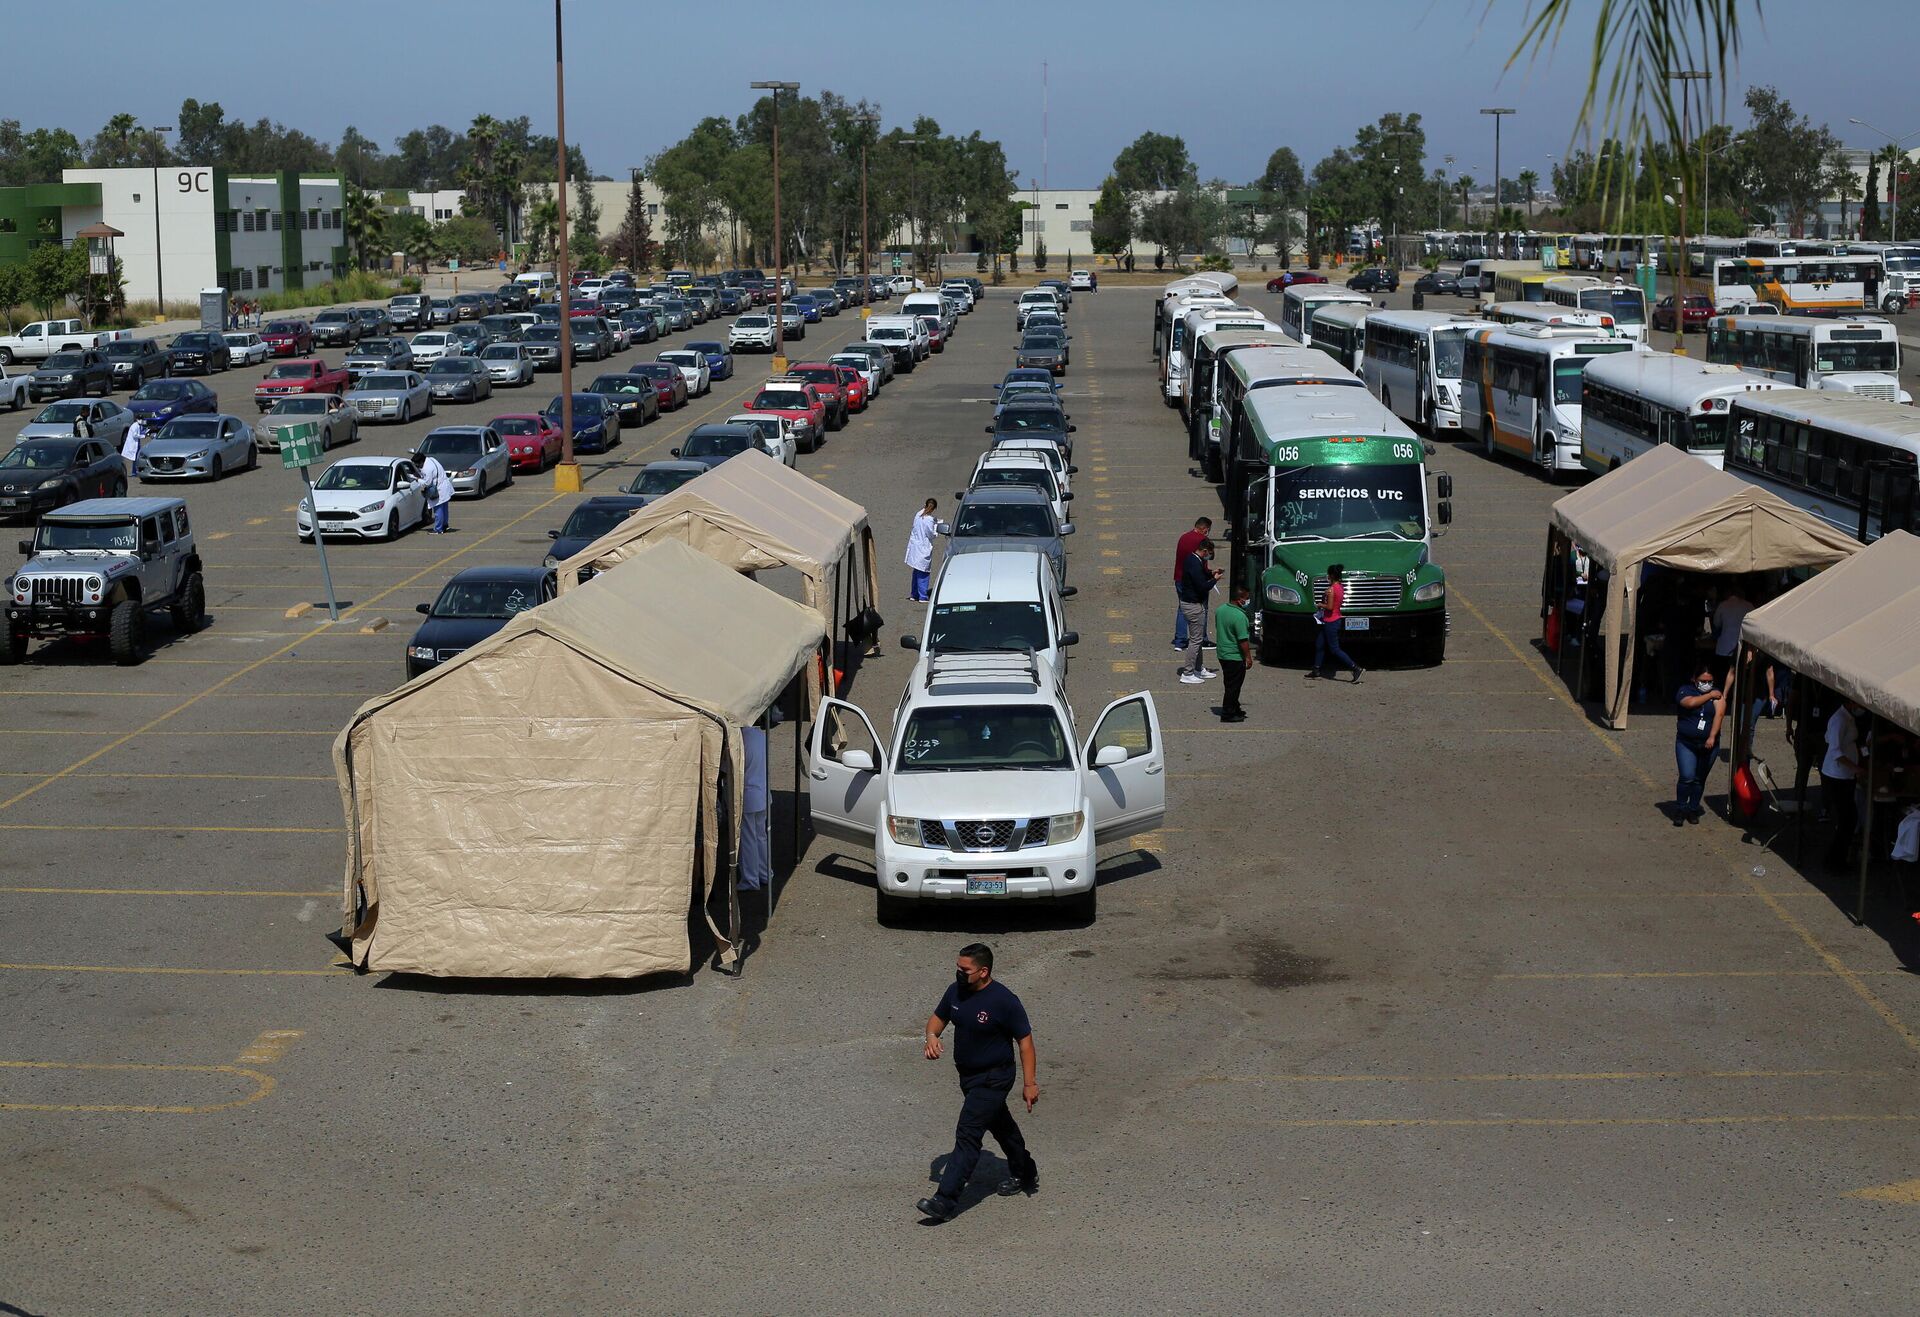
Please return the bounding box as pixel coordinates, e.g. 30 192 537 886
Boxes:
1153 273 1237 354
1744 236 1800 260
1704 315 1910 403
1361 310 1497 434
1485 301 1617 336
1709 255 1884 314
1167 304 1277 409
1207 345 1367 480
1688 236 1747 277
1460 324 1642 475
1186 327 1300 472
1153 287 1235 382
1724 391 1920 541
1843 242 1920 311
1306 303 1373 373
1578 351 1782 474
1280 285 1371 347
1543 275 1650 344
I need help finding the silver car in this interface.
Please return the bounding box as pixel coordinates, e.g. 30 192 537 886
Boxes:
416 425 512 498
136 413 257 481
479 342 535 387
346 337 414 379
258 393 359 452
408 331 460 366
344 371 433 424
18 398 134 444
425 356 494 404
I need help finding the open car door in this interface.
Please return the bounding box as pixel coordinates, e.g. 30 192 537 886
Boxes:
1081 691 1166 846
807 696 884 846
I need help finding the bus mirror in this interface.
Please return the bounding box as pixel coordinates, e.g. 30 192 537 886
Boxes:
1424 441 1437 457
1437 500 1454 526
1437 473 1454 499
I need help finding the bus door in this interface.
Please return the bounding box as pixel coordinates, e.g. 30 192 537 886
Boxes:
1237 470 1273 591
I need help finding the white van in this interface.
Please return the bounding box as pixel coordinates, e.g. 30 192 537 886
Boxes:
902 291 954 333
514 272 558 301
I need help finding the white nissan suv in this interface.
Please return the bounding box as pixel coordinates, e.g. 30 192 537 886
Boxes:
809 652 1164 923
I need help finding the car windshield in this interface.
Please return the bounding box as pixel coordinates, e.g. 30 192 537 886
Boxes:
265 363 316 379
974 467 1054 497
495 418 545 437
737 316 770 327
34 518 138 550
999 383 1054 404
871 328 905 341
1816 337 1898 373
545 397 603 418
994 409 1066 434
955 502 1053 538
1 442 74 469
752 389 807 410
1020 335 1063 352
426 359 475 375
315 464 396 491
524 326 560 341
273 397 328 414
683 433 751 458
40 352 85 370
481 344 521 359
688 343 722 354
1271 465 1426 540
590 377 645 394
432 577 543 620
659 353 698 367
897 705 1071 772
358 375 409 392
132 381 191 400
560 503 640 539
630 466 699 495
788 368 836 385
927 602 1049 654
174 335 216 349
1431 328 1472 380
31 402 95 422
105 342 150 358
419 433 484 460
317 313 350 324
266 322 301 333
160 418 223 439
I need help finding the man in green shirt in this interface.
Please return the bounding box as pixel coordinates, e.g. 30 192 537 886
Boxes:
1214 583 1253 722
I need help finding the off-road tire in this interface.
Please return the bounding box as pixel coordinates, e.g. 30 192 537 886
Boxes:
0 629 26 665
170 572 207 633
109 599 145 665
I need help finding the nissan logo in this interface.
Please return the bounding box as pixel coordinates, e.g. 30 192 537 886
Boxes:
975 825 997 845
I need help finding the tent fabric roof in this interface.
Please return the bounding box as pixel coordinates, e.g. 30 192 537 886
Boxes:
1549 444 1862 576
1740 530 1920 735
556 450 871 600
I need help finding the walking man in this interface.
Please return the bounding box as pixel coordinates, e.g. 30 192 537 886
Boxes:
1671 659 1724 825
1309 563 1363 682
906 497 938 602
917 943 1039 1222
1171 516 1211 651
1215 581 1253 722
1177 538 1220 685
413 447 454 533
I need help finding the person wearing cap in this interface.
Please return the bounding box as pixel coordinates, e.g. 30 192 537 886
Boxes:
413 447 454 533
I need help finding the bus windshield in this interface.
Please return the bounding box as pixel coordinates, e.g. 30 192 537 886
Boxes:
1272 465 1425 540
1688 411 1732 455
1581 288 1647 325
1432 328 1472 380
1815 337 1898 373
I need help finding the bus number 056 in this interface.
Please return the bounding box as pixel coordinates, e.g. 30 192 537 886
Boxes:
1273 445 1300 462
1391 443 1418 460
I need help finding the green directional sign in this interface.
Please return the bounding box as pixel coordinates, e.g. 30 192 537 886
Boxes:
279 421 324 469
891 255 902 272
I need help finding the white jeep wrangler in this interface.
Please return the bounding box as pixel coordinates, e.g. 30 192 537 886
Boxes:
5 496 206 664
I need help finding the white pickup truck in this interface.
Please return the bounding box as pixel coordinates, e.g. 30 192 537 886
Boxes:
0 319 133 365
0 363 31 409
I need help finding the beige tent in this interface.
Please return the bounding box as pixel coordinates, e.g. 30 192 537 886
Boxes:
1740 530 1920 736
1546 445 1861 728
555 451 878 703
332 539 825 979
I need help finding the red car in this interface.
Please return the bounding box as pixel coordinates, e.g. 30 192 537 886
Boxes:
786 363 852 430
744 378 828 453
624 362 688 411
831 363 870 412
492 413 565 471
1652 293 1715 333
1265 271 1328 292
261 319 314 356
252 358 350 412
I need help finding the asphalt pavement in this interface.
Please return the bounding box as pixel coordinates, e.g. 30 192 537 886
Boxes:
2 278 1918 1314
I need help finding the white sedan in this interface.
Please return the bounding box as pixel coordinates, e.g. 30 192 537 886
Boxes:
657 349 711 398
408 331 460 366
829 351 883 398
222 332 271 365
296 455 430 542
725 412 795 466
1069 269 1095 291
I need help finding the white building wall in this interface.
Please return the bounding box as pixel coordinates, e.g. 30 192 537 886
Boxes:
62 166 216 304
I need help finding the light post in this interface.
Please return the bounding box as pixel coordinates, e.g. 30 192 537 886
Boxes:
551 0 579 492
751 80 800 369
1850 117 1920 244
857 111 880 300
148 126 173 315
1481 108 1514 252
1440 154 1453 232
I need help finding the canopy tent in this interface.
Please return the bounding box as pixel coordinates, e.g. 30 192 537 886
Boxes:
1544 445 1861 728
555 451 878 705
1739 531 1920 736
332 539 825 979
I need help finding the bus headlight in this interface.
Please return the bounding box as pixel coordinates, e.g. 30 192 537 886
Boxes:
1265 583 1302 606
1412 580 1447 602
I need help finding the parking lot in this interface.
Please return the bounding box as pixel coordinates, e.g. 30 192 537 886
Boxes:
4 277 1919 1312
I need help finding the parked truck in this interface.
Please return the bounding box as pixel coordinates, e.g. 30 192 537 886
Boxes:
0 319 133 365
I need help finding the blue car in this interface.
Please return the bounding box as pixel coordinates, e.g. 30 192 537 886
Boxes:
127 378 219 424
541 393 620 454
685 340 734 381
791 294 821 323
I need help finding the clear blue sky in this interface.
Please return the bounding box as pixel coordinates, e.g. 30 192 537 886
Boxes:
24 0 1913 188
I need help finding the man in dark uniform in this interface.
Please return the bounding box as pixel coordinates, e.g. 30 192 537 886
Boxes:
916 943 1039 1222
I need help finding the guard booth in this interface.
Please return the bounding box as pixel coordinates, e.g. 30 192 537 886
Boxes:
199 288 228 331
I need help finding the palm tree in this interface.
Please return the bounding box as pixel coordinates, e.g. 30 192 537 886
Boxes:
1455 175 1475 228
343 186 384 271
1516 169 1539 221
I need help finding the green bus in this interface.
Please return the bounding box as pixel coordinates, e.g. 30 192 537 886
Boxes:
1227 379 1454 665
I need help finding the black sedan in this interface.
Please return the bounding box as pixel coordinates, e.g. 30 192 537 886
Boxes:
127 378 219 426
671 424 759 471
586 373 661 428
1346 267 1399 293
404 565 555 678
167 331 231 375
1413 271 1460 297
617 310 660 344
103 339 171 390
545 495 653 571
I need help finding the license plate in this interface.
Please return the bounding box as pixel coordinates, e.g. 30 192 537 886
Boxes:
965 876 1008 896
1345 616 1371 631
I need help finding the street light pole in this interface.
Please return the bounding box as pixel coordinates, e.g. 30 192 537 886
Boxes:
552 0 579 491
857 112 880 299
1481 109 1514 253
751 80 801 368
149 126 173 315
1850 117 1920 245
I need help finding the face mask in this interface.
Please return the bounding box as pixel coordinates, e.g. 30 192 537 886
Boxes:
955 970 971 987
1697 679 1714 691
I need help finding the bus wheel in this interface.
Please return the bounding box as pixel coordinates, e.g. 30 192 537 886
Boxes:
1258 620 1288 666
1481 421 1495 458
1419 631 1447 666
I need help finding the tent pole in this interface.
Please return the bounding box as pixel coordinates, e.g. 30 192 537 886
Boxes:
792 679 803 877
1856 712 1878 923
764 703 777 923
1791 678 1812 866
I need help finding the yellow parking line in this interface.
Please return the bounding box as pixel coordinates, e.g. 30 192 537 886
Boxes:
0 823 340 834
0 1059 279 1115
1196 1068 1899 1085
0 770 332 781
234 1029 303 1065
0 728 336 737
1220 1112 1920 1130
1496 969 1908 980
0 962 339 977
0 886 333 897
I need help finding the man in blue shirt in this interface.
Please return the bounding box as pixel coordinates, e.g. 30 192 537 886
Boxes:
916 943 1040 1222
